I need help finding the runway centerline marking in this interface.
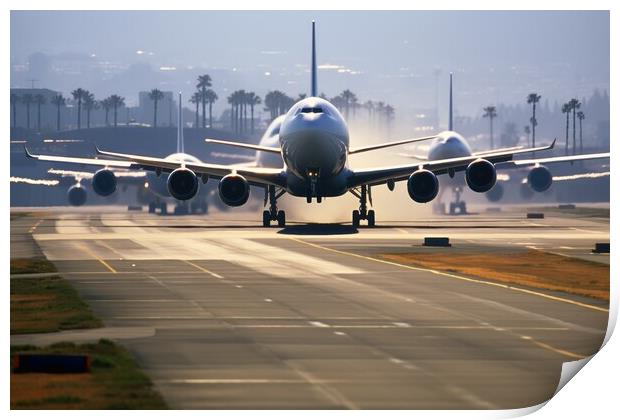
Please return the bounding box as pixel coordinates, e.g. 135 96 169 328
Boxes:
289 237 608 313
183 260 224 279
74 243 117 273
96 240 126 259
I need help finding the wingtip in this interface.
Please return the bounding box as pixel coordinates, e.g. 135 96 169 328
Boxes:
550 138 556 148
24 146 34 158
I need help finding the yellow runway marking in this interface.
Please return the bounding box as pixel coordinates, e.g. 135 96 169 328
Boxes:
28 219 43 233
184 260 224 279
75 243 117 273
289 237 608 313
96 240 126 259
520 335 587 359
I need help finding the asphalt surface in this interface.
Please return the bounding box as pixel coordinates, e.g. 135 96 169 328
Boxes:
10 205 610 409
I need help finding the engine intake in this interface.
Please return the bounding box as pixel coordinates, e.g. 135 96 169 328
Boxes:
167 168 199 201
92 169 117 196
407 169 439 203
466 159 497 193
218 174 250 207
527 165 553 192
67 184 87 206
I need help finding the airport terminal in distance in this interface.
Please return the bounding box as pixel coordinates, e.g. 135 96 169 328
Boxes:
10 16 610 410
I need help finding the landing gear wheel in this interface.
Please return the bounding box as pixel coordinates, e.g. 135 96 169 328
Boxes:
459 201 467 214
277 210 286 227
159 203 167 215
263 210 271 227
148 202 156 213
352 210 360 228
367 210 376 227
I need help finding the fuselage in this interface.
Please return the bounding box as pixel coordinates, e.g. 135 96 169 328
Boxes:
278 97 350 197
427 130 473 188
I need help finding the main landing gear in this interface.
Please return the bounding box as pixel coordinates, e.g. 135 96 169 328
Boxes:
263 185 286 227
449 186 467 215
350 185 375 227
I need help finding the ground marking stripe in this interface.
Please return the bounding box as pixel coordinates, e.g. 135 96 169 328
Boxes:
289 237 608 314
74 243 117 273
520 335 587 359
183 260 224 279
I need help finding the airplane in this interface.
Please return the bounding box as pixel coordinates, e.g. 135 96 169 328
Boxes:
402 74 610 214
27 21 571 228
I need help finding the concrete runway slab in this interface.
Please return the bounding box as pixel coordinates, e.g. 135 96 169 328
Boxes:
11 206 609 409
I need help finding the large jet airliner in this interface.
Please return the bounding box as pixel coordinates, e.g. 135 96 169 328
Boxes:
28 21 570 227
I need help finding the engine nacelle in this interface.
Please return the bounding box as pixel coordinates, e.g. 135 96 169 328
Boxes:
407 169 439 203
466 159 497 193
527 165 553 192
67 184 87 206
218 174 250 207
485 183 504 202
92 169 117 196
167 168 199 201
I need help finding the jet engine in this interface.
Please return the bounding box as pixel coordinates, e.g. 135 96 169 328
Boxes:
465 159 497 193
167 168 199 201
218 174 250 207
485 183 504 202
92 169 117 196
527 165 553 192
407 169 439 203
67 184 87 206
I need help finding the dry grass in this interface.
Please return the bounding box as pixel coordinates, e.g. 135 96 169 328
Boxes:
11 340 167 409
11 258 57 275
380 249 609 301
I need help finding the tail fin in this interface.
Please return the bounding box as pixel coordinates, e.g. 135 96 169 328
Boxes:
177 92 184 154
448 73 453 131
311 21 317 97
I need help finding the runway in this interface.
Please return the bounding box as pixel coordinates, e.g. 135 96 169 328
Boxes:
11 206 609 409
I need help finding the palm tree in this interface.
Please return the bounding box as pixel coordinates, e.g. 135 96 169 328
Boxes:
51 94 65 131
22 94 34 129
189 92 201 128
100 98 112 126
561 102 571 155
148 88 164 128
363 100 374 123
246 92 261 134
577 111 585 154
264 91 279 120
339 89 357 119
482 106 497 149
568 98 581 155
196 74 212 128
526 93 541 148
227 93 235 132
71 88 86 129
34 94 46 131
83 92 97 129
524 125 530 146
384 104 395 135
10 93 20 128
108 95 125 127
204 89 218 128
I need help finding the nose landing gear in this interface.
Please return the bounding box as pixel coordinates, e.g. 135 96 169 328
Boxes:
263 185 287 227
350 185 375 227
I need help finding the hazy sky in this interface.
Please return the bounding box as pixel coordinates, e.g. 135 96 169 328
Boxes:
11 11 609 117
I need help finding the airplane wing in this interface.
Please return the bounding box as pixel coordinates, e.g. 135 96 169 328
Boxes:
500 152 610 167
348 135 438 154
26 147 286 188
349 141 556 188
205 139 281 154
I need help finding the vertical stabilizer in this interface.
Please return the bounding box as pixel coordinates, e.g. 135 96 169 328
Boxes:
311 21 317 97
177 92 184 154
449 73 453 131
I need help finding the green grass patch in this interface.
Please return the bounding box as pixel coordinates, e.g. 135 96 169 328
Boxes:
11 275 102 334
11 339 168 409
11 258 57 275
